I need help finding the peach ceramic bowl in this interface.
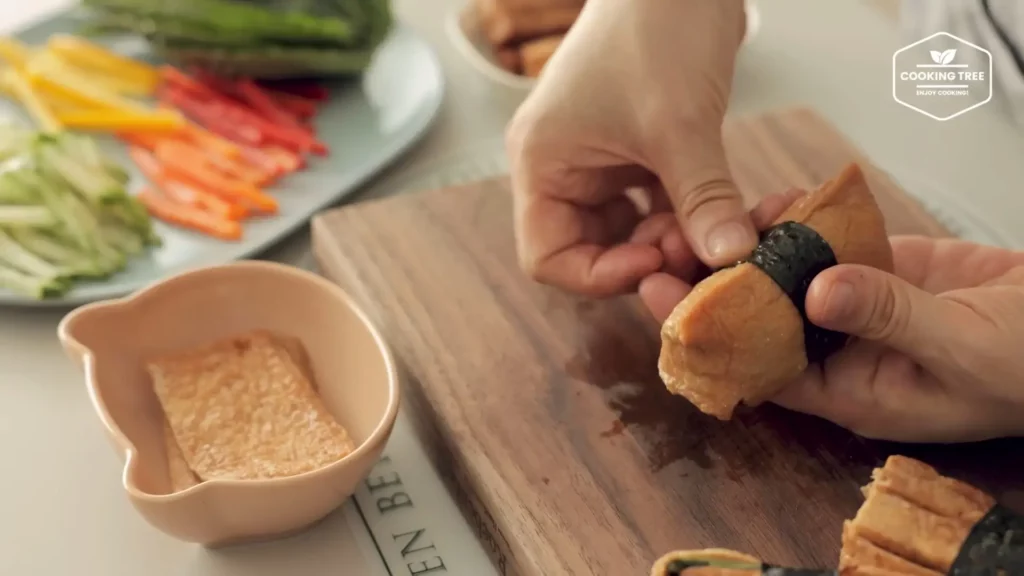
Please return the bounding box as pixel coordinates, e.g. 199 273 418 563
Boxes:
57 260 400 547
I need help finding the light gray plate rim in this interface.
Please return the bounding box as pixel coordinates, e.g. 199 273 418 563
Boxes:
0 13 446 309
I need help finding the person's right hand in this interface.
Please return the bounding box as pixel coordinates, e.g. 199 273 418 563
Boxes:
771 236 1024 443
506 0 756 307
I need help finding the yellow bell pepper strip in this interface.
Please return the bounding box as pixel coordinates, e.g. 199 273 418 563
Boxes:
55 109 185 132
1 68 61 132
0 37 31 70
45 35 158 93
31 50 152 98
27 65 150 113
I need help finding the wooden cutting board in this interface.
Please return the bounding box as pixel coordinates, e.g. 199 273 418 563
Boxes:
311 108 1024 575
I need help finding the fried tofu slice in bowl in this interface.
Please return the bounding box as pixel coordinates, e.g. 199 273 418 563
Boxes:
57 260 400 546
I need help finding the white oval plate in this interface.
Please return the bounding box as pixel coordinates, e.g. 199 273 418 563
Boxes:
447 0 762 92
0 11 446 308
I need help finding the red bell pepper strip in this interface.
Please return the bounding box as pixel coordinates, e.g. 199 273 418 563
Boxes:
160 87 265 147
266 90 318 120
235 79 305 130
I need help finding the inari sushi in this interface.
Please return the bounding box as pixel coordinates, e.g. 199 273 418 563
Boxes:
840 456 1024 576
650 548 836 575
658 163 894 420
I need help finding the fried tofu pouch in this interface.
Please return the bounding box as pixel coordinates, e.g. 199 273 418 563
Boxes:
658 163 894 420
476 0 583 46
149 330 355 482
520 34 564 77
839 456 996 575
651 549 763 576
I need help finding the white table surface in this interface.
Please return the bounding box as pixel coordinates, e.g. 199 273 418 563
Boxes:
3 1 1023 574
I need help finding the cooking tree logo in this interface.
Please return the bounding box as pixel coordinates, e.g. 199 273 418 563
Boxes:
893 31 992 121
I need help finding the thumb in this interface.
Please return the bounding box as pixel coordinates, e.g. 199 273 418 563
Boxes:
805 264 974 358
654 134 758 267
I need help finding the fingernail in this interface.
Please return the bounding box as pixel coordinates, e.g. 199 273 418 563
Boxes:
821 282 854 322
707 222 755 259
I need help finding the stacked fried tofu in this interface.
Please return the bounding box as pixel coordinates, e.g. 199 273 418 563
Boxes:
475 0 585 77
149 330 356 492
839 456 996 575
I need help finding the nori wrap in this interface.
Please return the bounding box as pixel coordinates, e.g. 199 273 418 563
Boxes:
742 221 847 364
840 456 1024 576
949 504 1024 575
651 549 837 576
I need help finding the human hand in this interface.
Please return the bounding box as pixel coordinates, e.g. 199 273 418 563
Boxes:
506 0 755 300
770 235 1024 443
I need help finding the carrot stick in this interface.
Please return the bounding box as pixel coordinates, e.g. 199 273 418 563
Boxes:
155 140 279 214
182 122 242 160
118 131 166 151
128 145 165 177
238 146 283 177
138 187 243 241
186 139 273 185
161 179 246 221
262 145 304 173
128 144 249 220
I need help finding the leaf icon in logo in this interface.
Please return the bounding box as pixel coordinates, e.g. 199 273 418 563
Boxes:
941 48 957 64
930 50 944 64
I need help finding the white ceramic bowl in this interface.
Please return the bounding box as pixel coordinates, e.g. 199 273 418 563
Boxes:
447 0 762 92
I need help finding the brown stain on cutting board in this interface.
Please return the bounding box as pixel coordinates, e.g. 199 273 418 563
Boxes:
311 107 1024 576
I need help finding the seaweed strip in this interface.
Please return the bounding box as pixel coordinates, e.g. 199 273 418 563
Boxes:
662 558 837 575
762 568 838 576
949 504 1024 575
743 221 847 364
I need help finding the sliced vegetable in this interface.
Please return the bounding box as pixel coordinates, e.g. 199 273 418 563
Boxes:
0 37 31 70
128 145 247 221
27 50 152 98
27 66 148 112
182 123 243 160
262 146 304 173
153 139 278 213
161 179 246 221
2 69 62 132
235 79 303 129
0 227 64 280
265 89 318 119
56 109 184 132
45 34 159 92
160 86 264 146
137 187 242 241
0 205 56 227
0 124 159 299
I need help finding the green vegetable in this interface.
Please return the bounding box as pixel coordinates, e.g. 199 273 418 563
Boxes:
0 123 160 300
79 0 393 79
152 43 376 79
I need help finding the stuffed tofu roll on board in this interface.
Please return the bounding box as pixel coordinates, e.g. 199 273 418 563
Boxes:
840 456 1024 576
658 163 894 420
651 548 837 576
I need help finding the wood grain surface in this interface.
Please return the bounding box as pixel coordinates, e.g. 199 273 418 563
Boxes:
311 108 1024 576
